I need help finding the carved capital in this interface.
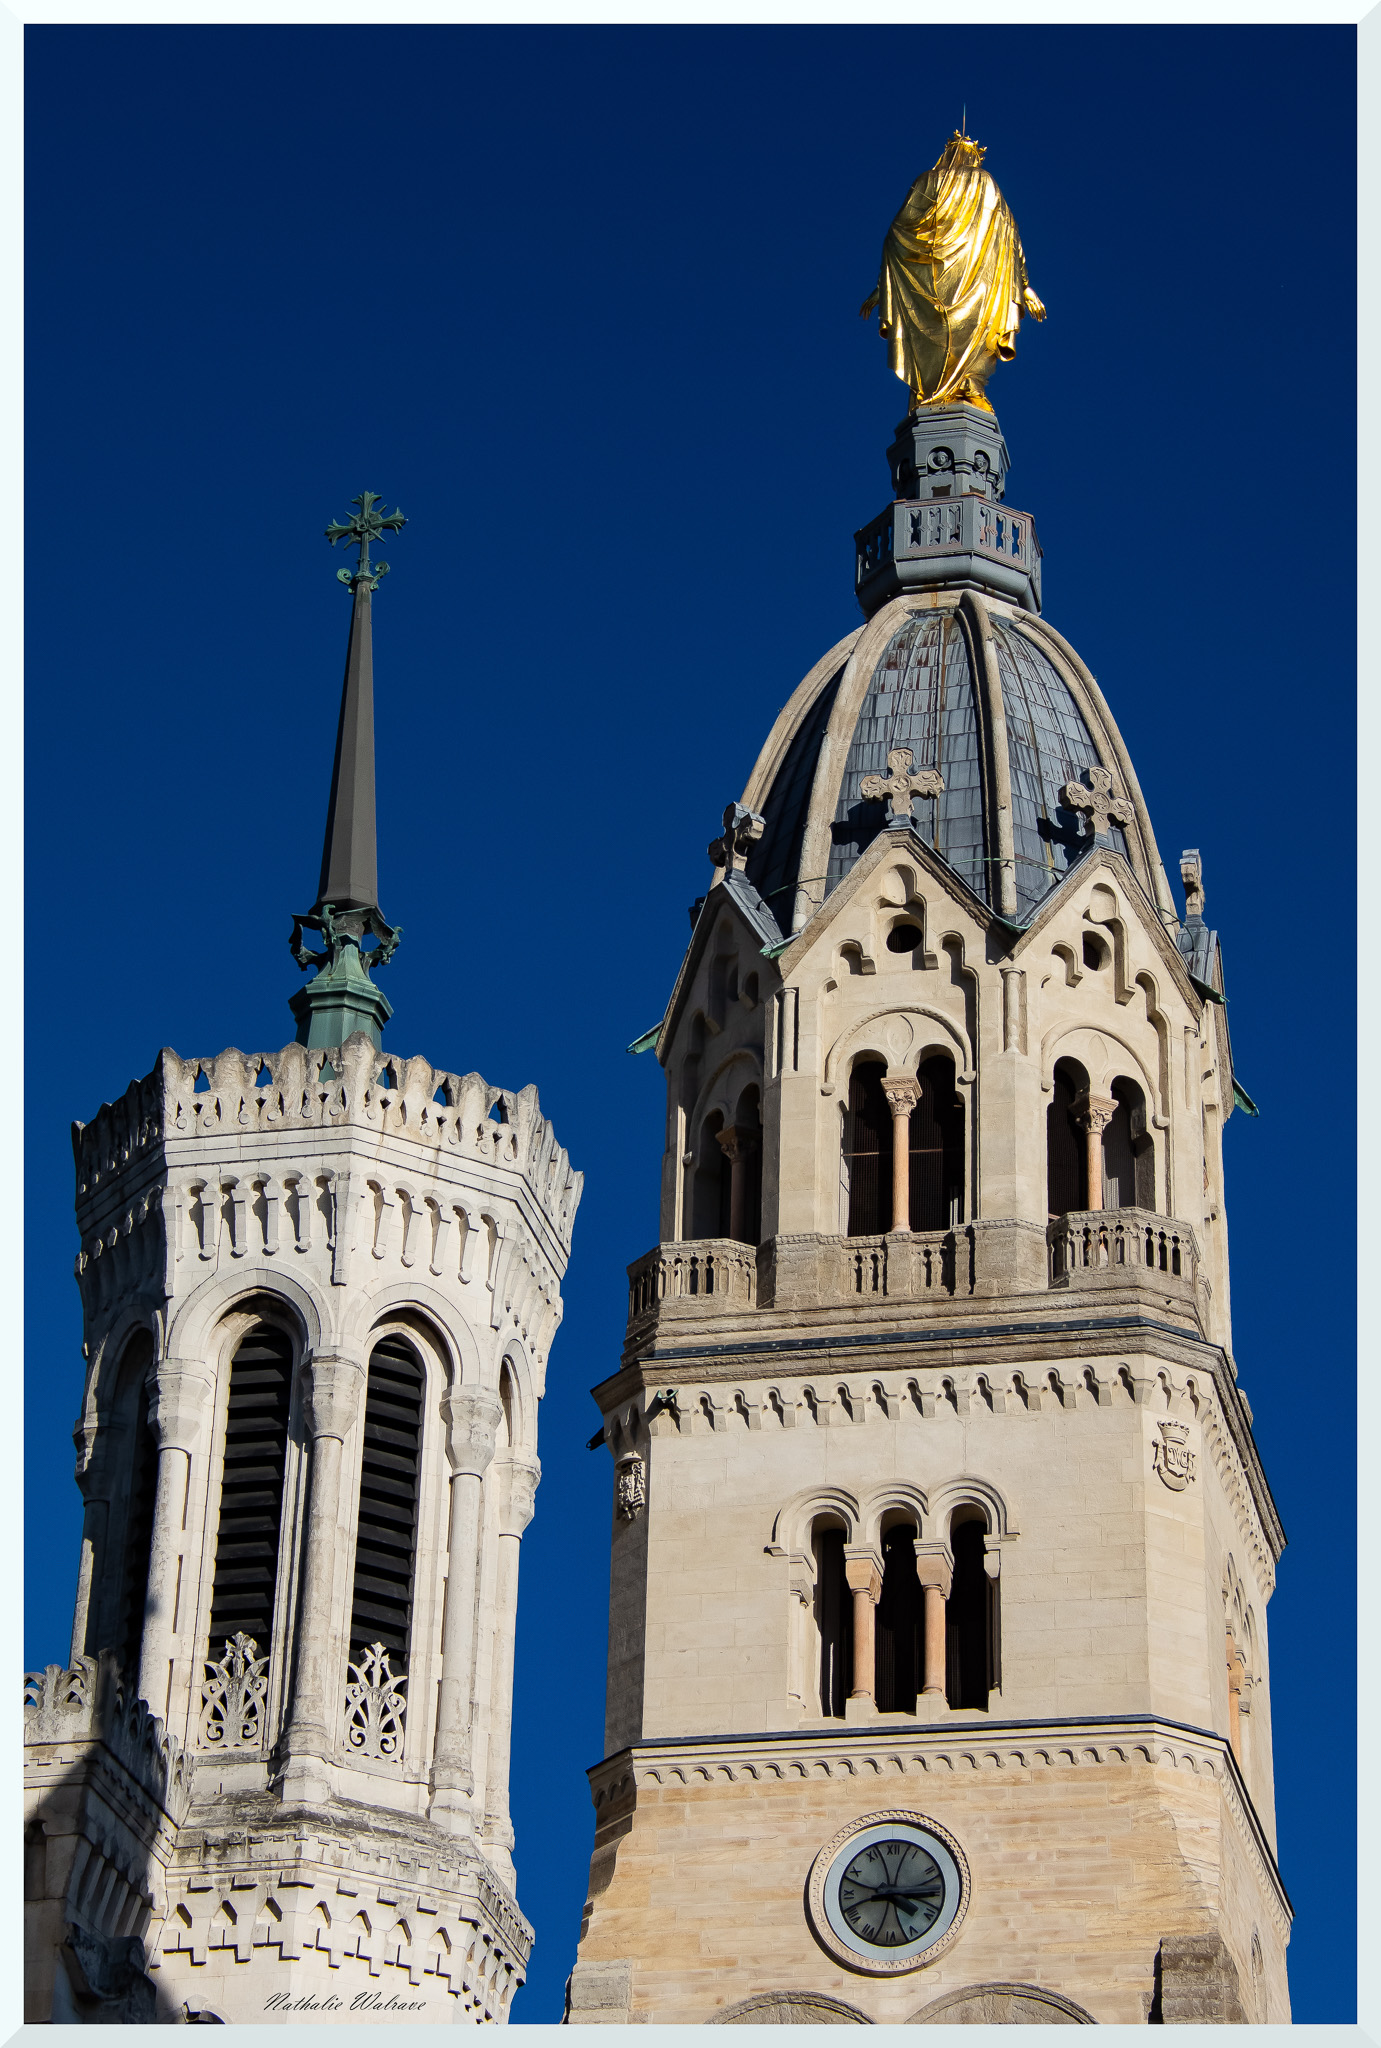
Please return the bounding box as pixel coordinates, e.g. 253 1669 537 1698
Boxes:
913 1538 954 1599
500 1455 541 1536
714 1123 759 1165
1074 1091 1117 1135
881 1075 922 1119
149 1361 216 1454
304 1353 366 1441
843 1548 883 1603
441 1385 503 1477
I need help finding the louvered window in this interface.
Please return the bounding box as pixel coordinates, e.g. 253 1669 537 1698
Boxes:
349 1336 424 1667
207 1325 292 1655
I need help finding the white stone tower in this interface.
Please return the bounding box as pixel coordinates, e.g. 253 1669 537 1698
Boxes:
25 496 582 2024
565 396 1289 2022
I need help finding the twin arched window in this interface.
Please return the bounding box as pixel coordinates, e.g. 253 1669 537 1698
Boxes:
1047 1061 1154 1217
843 1056 963 1236
692 1085 762 1244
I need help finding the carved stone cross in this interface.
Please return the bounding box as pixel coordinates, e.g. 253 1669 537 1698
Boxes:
1062 764 1133 842
860 746 945 824
709 802 766 875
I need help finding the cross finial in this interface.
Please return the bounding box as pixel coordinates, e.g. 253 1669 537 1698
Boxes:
708 802 765 876
860 746 945 826
1062 764 1133 844
325 490 407 592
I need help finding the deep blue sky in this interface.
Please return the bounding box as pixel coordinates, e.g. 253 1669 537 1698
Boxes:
26 23 1355 2025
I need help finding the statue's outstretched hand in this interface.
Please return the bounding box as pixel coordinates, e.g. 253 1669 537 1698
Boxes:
1023 287 1046 321
860 288 880 318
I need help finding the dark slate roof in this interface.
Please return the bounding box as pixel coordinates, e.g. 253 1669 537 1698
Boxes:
743 666 844 930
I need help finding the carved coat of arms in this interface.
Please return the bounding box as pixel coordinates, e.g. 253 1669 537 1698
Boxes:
1152 1420 1196 1491
615 1453 647 1520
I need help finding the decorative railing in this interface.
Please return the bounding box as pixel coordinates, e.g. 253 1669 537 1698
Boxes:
764 1229 965 1308
24 1648 191 1820
343 1642 407 1761
627 1239 758 1328
1048 1209 1198 1290
198 1631 268 1750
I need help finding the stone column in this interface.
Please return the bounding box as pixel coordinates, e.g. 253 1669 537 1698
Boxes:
715 1125 759 1244
482 1456 541 1870
881 1076 921 1233
1227 1638 1245 1762
915 1541 954 1701
429 1383 503 1835
137 1361 215 1717
843 1550 882 1719
278 1351 366 1800
1075 1093 1117 1210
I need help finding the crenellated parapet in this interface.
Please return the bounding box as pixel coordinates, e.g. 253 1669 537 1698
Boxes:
73 1035 581 1248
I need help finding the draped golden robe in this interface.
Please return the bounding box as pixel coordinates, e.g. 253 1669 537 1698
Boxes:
862 134 1045 412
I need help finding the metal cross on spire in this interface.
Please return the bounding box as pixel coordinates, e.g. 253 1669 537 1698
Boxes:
861 746 945 824
325 490 407 591
1061 765 1133 844
709 802 766 876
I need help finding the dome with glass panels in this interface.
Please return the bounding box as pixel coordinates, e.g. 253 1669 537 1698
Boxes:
738 404 1177 939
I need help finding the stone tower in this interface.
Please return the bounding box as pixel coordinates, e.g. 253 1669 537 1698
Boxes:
24 499 582 2024
565 398 1289 2025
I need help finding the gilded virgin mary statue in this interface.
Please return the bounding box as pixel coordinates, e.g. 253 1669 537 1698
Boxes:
862 132 1045 412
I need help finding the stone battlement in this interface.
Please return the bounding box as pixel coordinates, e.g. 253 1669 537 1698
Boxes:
72 1033 583 1250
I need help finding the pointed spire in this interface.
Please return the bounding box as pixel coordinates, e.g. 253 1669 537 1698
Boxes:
315 577 379 913
289 493 406 1052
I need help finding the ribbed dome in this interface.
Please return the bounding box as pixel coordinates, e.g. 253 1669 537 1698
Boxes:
742 591 1169 937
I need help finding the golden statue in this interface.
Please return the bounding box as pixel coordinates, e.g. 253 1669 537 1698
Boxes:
861 132 1045 413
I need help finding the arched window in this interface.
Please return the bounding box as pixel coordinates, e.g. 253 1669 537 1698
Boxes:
348 1335 425 1672
1046 1060 1087 1216
112 1332 157 1678
730 1085 763 1246
812 1520 852 1716
945 1514 997 1710
1105 1077 1155 1209
874 1521 923 1713
207 1324 293 1662
844 1060 891 1235
691 1111 731 1238
910 1055 964 1229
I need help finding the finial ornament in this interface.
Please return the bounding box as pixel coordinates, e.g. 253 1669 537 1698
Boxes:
861 746 945 825
709 802 765 876
861 133 1045 413
325 489 407 591
1062 765 1132 844
1180 849 1205 925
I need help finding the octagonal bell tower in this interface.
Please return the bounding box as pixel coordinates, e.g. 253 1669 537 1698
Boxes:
25 498 582 2024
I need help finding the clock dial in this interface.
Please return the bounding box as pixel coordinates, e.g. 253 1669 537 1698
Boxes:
837 1839 945 1948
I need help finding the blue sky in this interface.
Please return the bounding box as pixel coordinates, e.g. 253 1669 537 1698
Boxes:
25 22 1355 2024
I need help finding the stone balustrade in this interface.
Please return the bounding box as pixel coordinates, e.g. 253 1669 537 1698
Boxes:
765 1230 964 1310
627 1240 758 1332
1048 1208 1199 1291
621 1212 1204 1349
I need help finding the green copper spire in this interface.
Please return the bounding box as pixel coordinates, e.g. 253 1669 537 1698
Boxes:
289 492 407 1051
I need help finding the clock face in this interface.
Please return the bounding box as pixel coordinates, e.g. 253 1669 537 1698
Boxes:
837 1838 945 1948
809 1814 967 1973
